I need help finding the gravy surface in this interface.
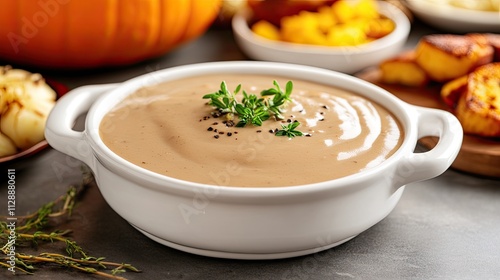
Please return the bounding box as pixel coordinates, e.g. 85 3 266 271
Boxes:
100 74 404 187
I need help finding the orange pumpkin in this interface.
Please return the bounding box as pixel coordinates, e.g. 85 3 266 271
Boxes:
0 0 221 69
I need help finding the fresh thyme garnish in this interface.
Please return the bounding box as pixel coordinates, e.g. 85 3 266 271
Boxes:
0 167 140 279
234 103 269 127
202 81 239 115
203 80 304 136
275 121 304 138
260 80 293 120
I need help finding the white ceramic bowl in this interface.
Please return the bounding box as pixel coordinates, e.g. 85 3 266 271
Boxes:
232 2 411 74
403 0 500 33
45 61 462 260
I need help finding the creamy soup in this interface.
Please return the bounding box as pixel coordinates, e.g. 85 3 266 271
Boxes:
100 74 403 187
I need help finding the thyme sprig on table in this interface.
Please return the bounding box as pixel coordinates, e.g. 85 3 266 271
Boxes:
203 80 304 137
0 168 140 279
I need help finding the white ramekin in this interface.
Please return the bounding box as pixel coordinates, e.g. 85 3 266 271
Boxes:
45 61 462 259
232 1 411 74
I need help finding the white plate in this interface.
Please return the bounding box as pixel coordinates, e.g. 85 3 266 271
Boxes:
134 224 356 260
403 0 500 33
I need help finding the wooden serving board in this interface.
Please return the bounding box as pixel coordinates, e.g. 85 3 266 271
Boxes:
357 68 500 179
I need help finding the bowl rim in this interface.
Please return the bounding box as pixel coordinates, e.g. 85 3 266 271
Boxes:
231 1 411 55
403 0 500 24
85 61 417 197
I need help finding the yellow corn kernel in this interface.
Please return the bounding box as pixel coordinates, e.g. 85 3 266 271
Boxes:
353 0 379 19
251 20 281 41
296 11 322 31
366 18 395 39
282 26 327 45
327 25 367 46
343 18 370 34
331 0 355 23
302 30 328 45
317 6 337 33
281 13 323 44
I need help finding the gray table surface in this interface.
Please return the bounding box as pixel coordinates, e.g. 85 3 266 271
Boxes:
2 19 500 280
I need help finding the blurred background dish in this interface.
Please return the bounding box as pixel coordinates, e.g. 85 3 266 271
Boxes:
403 0 500 33
232 1 410 74
0 77 67 163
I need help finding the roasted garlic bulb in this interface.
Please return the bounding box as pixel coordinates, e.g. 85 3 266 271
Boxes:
0 66 57 156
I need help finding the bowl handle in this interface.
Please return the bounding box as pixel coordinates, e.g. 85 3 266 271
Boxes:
395 106 463 186
45 84 118 170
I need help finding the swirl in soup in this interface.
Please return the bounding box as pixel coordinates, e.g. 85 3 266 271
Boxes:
100 74 403 187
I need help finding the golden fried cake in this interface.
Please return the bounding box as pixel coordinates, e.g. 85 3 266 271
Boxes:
415 34 494 82
379 50 429 87
449 63 500 137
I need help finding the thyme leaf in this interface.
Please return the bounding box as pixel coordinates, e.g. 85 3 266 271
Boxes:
275 121 304 138
202 81 239 114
